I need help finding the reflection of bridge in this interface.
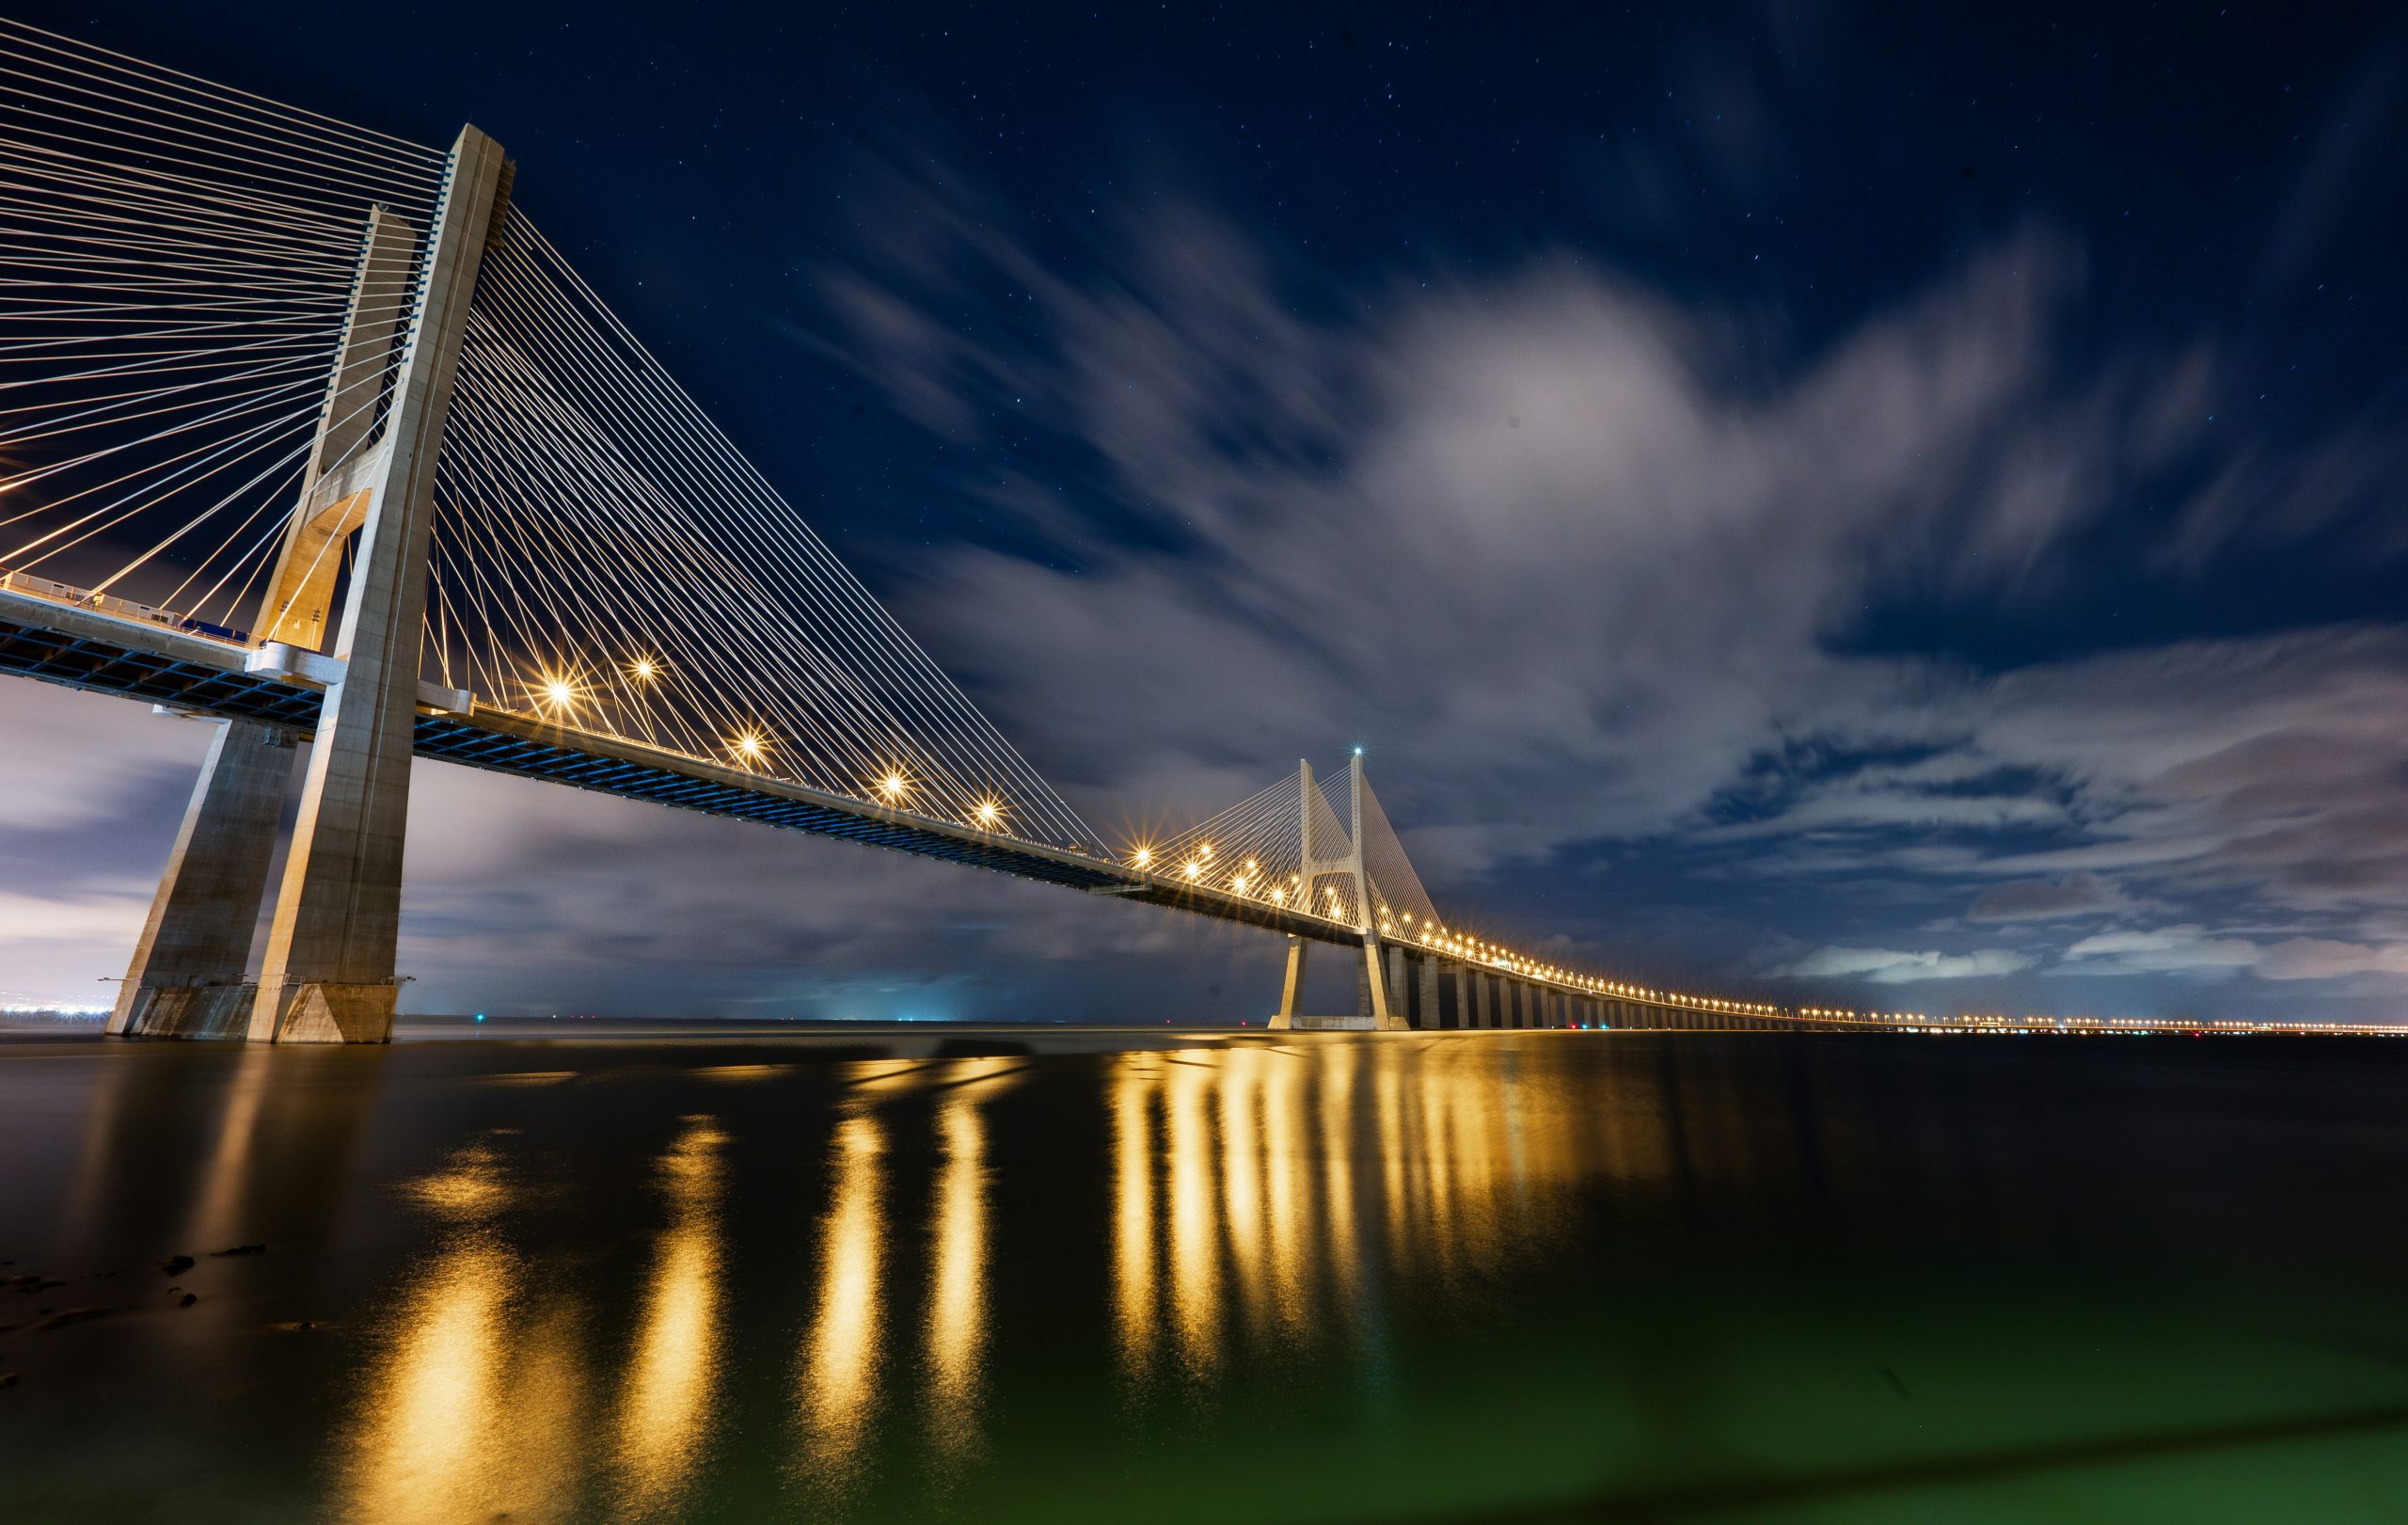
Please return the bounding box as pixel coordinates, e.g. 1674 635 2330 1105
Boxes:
0 23 1814 1040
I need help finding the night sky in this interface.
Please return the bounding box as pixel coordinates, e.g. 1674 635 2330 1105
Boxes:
4 2 2405 1024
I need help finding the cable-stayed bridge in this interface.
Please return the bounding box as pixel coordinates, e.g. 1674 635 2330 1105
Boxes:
0 21 1810 1041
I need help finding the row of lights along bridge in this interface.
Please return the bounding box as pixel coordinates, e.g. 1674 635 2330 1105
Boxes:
521 655 1782 1018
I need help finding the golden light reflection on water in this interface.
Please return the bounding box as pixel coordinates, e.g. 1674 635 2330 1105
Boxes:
797 1110 887 1493
610 1116 729 1520
183 1043 272 1248
337 1038 1639 1518
1165 1055 1223 1378
1218 1044 1265 1332
1108 1039 1602 1390
345 1235 518 1524
1320 1041 1360 1313
1112 1058 1159 1379
923 1059 1018 1468
1260 1047 1308 1341
342 1138 584 1525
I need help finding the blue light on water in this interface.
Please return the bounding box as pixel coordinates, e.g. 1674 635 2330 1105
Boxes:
474 1012 486 1023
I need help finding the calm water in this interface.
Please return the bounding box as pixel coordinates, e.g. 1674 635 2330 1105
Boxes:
4 1025 2408 1522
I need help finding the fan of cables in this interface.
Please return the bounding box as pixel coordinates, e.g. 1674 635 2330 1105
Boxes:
1145 760 1446 933
0 18 445 635
1148 767 1336 917
422 216 1102 853
0 19 1101 856
1357 770 1442 932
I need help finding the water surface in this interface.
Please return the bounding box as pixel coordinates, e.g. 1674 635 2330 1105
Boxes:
4 1025 2407 1521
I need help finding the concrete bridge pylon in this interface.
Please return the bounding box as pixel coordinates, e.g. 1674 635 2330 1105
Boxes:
248 127 511 1043
110 126 512 1043
1269 752 1407 1031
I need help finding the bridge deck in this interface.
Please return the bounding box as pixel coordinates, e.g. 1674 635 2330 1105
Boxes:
3 587 1845 1024
0 588 1371 947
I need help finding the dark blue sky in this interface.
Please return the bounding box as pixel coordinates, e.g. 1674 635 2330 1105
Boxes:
5 1 2406 1023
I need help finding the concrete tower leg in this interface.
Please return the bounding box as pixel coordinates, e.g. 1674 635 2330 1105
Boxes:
1357 936 1404 1029
1271 935 1307 1029
247 127 511 1044
109 720 295 1038
1418 956 1441 1030
113 200 420 1040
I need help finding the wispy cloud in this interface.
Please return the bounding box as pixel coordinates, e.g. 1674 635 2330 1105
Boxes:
2061 925 2408 983
1966 872 2138 923
814 153 2408 1009
1782 946 2038 984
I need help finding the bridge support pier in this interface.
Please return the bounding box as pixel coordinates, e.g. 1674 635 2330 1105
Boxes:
104 126 511 1044
247 126 512 1044
1355 936 1405 1029
1357 934 1406 1031
1418 955 1440 1031
1270 935 1307 1029
109 719 294 1038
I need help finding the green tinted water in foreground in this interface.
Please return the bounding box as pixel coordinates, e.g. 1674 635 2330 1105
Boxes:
3 1025 2407 1522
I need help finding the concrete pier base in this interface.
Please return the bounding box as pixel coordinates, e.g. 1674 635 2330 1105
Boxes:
109 719 293 1039
118 981 259 1040
251 977 403 1044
